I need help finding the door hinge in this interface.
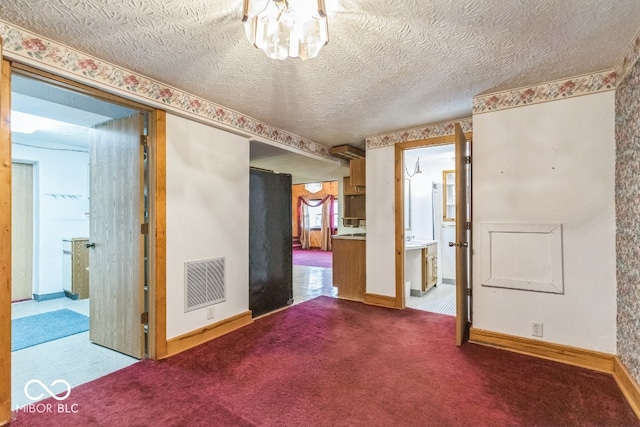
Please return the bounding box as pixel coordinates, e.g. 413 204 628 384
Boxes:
140 135 148 147
466 222 471 230
141 312 149 324
465 156 472 164
141 223 149 234
467 288 472 297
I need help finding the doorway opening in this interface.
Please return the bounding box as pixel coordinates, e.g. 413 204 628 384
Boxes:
394 125 472 345
291 180 338 303
10 72 147 409
402 144 456 316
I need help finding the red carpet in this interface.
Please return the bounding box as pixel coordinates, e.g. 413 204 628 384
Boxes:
10 297 639 426
292 248 332 268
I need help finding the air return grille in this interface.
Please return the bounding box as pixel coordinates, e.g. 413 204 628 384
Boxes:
184 257 226 312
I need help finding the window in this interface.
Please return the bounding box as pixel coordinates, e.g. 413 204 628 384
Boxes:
308 199 338 230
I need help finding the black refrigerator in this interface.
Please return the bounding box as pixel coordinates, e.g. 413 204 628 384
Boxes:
249 168 293 318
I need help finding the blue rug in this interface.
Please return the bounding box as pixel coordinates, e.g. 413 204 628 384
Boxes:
12 309 89 351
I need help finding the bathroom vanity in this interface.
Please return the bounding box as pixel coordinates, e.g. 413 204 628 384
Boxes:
405 240 438 297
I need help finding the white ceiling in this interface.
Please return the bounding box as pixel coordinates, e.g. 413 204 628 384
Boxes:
1 0 639 150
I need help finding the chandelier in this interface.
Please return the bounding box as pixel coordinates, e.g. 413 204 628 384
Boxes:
242 0 329 60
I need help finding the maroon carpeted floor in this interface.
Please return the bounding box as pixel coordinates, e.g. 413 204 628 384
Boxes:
10 297 639 426
292 248 332 268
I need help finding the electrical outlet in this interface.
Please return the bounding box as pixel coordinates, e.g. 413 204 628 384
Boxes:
531 321 543 337
207 306 215 320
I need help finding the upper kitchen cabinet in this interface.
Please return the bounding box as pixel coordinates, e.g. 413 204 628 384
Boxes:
350 158 366 188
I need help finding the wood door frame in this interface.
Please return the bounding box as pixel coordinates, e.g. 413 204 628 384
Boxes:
0 60 167 422
393 132 473 309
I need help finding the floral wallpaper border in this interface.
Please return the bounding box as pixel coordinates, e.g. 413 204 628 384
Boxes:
615 27 640 85
472 70 617 114
365 117 473 150
0 20 334 160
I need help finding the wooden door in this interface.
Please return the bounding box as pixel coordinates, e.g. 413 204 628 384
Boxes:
11 162 33 301
454 123 471 346
89 114 145 359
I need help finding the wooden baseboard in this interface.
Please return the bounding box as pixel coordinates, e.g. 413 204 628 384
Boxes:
613 356 640 419
164 311 252 358
469 327 615 373
364 293 400 309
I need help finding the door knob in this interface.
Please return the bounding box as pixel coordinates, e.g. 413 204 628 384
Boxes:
85 242 96 249
448 241 468 248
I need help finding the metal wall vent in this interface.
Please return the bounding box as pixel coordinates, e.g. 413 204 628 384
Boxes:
184 257 226 312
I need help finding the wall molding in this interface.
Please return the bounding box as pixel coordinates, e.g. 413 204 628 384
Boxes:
470 328 640 420
0 20 334 162
470 327 615 373
164 310 253 358
615 27 640 86
473 70 616 115
365 118 472 150
364 293 401 309
613 356 640 419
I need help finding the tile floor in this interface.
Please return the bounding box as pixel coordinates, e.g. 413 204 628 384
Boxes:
11 298 138 410
406 283 456 316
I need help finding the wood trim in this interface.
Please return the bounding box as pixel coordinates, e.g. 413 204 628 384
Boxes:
11 62 153 112
469 327 615 373
149 110 167 359
148 109 167 360
394 144 405 309
164 311 253 358
394 132 473 313
613 356 640 420
364 293 400 309
397 133 473 150
0 58 12 426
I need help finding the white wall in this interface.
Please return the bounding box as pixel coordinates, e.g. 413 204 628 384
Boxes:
165 114 249 339
12 136 90 296
472 91 617 353
365 145 396 297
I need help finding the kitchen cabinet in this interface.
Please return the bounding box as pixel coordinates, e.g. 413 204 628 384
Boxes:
349 158 366 188
343 176 366 227
332 235 365 301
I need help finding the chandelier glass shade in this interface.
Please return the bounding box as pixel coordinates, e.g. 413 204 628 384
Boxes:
242 0 329 60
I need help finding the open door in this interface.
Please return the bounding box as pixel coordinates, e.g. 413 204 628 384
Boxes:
89 114 145 359
11 162 33 301
454 123 471 345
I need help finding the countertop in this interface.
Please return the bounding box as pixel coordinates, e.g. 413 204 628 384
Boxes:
405 239 437 250
332 233 366 240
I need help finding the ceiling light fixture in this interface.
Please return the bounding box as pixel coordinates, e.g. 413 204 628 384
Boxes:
242 0 329 60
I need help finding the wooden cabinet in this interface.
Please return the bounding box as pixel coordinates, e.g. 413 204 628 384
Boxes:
332 237 365 301
349 158 366 188
344 175 365 196
408 241 438 297
63 238 90 300
343 176 366 227
425 242 438 291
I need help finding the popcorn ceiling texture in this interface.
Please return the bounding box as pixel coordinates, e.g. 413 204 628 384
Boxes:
615 47 640 386
1 1 640 147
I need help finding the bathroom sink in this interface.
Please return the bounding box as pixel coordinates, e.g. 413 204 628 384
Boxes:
405 240 426 249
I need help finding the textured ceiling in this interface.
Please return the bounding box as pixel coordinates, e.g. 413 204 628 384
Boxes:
1 0 640 149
